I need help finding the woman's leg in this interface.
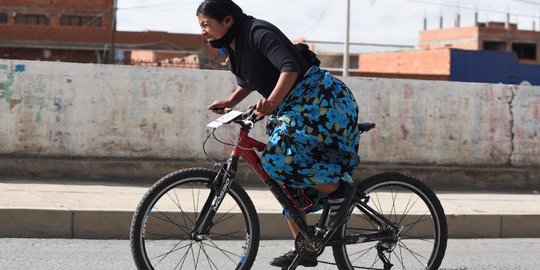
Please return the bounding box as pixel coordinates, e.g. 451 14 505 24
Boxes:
286 212 305 238
312 182 338 194
286 183 339 237
286 182 339 237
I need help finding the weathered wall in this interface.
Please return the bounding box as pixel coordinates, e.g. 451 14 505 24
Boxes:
1 59 539 168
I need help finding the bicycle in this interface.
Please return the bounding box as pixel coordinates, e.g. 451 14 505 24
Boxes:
130 109 448 270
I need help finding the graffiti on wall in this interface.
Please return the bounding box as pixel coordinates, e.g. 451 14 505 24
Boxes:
0 64 25 109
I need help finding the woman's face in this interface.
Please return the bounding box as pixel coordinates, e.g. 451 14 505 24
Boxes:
197 14 232 42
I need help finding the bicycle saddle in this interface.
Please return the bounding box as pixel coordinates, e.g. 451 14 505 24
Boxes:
357 122 376 133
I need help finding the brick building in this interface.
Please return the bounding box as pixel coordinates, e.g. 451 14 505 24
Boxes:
419 21 540 65
359 20 540 85
0 0 223 68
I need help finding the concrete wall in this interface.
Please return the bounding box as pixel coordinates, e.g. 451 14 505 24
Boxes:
1 59 540 169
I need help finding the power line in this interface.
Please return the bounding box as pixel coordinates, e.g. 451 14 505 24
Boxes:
120 1 186 10
399 0 539 19
513 0 540 5
302 0 335 38
245 0 312 8
305 40 414 48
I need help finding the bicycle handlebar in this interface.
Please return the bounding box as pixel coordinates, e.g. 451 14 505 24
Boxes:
207 107 265 130
233 107 265 127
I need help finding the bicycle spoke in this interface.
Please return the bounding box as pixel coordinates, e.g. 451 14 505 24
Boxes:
165 191 196 229
195 183 202 220
353 204 382 230
397 240 430 266
372 192 385 218
198 241 220 270
151 210 192 236
395 243 406 269
152 241 192 266
210 230 244 240
349 245 377 263
401 212 432 238
335 175 447 270
212 204 238 225
192 184 199 220
131 172 259 270
174 187 197 229
390 187 398 224
369 250 380 269
195 242 202 269
398 193 420 226
190 240 197 270
400 234 436 242
145 232 189 240
174 242 192 270
200 239 242 261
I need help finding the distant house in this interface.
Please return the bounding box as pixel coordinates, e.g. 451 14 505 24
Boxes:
357 20 540 85
0 0 225 69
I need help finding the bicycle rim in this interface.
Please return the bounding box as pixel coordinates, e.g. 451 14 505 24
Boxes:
132 171 258 270
335 173 447 270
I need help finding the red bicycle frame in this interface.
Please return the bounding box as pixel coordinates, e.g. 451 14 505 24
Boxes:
232 128 314 212
232 129 269 182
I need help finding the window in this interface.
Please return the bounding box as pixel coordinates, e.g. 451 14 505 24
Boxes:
512 43 537 60
0 13 7 24
15 14 48 25
483 41 506 51
60 15 101 27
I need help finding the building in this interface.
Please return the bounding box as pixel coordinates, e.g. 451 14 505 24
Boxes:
419 21 540 65
358 19 540 85
0 0 224 68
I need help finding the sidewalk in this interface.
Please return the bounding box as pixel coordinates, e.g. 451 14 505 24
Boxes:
1 178 539 239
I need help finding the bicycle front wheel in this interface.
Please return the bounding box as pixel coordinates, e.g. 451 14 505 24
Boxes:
130 168 260 270
333 172 447 270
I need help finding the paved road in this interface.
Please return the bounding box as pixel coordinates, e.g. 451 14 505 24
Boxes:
1 238 539 269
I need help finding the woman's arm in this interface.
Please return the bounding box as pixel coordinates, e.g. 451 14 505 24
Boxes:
208 86 251 114
256 71 298 115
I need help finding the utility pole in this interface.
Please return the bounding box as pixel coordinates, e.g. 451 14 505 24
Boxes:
109 0 118 64
343 0 350 77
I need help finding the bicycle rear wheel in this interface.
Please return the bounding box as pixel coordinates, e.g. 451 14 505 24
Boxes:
130 168 260 270
333 172 447 270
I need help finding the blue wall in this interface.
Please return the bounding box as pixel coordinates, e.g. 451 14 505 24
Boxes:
450 49 540 86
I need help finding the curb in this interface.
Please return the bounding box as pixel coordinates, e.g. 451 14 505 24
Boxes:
2 157 540 191
2 208 539 239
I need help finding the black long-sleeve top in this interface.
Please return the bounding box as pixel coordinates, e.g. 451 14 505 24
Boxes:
228 18 310 98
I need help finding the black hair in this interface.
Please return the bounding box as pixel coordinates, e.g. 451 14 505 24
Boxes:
196 0 244 22
295 43 321 67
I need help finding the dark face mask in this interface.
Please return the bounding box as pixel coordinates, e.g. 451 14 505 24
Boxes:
208 19 239 49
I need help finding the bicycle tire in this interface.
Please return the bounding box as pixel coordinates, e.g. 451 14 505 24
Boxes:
333 172 447 270
130 168 260 270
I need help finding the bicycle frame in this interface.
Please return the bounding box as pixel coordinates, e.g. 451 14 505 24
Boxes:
193 120 321 246
193 115 399 258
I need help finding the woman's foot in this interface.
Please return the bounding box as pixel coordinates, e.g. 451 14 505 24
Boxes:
270 250 318 268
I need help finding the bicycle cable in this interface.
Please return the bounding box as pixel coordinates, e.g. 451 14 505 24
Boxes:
202 128 216 158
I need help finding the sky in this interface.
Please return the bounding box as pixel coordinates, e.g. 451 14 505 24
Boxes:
117 0 540 53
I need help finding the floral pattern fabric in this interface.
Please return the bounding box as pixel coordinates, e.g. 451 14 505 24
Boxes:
261 66 360 214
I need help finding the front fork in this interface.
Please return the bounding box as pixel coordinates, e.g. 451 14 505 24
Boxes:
191 157 238 237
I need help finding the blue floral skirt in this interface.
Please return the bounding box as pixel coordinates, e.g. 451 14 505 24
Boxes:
261 66 360 214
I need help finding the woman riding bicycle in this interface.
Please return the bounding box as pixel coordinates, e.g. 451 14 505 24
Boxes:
197 0 360 267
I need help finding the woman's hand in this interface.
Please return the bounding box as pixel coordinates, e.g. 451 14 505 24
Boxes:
255 71 297 116
255 98 278 116
208 99 231 114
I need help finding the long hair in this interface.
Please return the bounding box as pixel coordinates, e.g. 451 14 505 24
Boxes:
196 0 244 22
